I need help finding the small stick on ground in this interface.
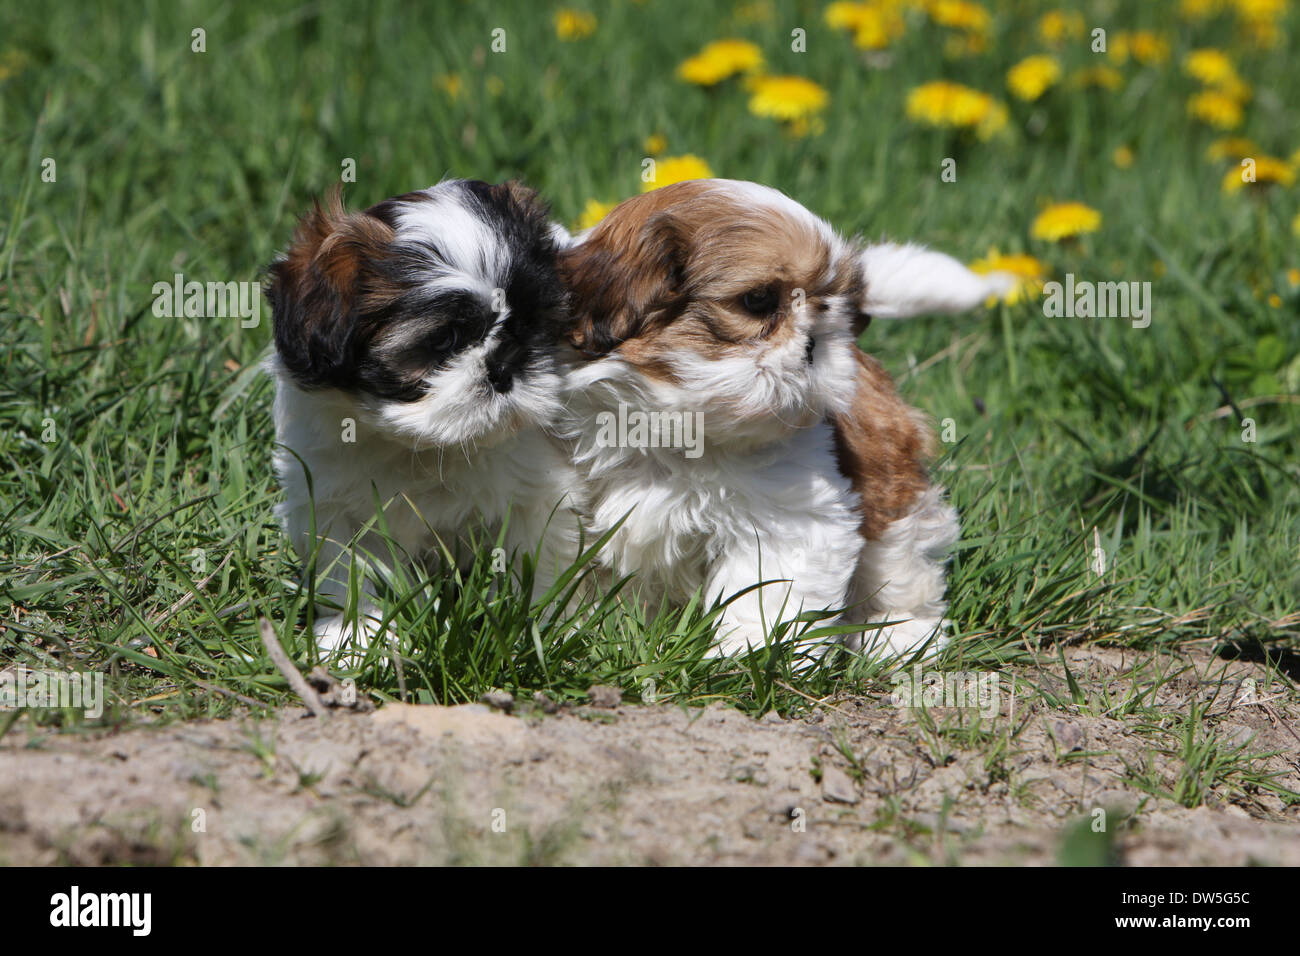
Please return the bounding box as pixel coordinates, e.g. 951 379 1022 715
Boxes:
258 617 328 719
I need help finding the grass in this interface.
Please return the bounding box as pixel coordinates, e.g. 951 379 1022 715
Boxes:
1 0 1297 742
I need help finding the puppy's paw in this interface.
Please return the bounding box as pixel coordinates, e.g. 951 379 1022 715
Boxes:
858 615 949 659
706 625 768 659
313 612 389 664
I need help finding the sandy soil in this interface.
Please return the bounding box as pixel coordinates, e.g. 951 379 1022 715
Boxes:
2 647 1297 865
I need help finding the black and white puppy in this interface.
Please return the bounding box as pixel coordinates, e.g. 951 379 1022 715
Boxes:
266 180 583 654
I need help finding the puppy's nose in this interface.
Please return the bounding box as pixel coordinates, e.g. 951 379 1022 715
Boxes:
805 335 816 364
486 336 528 394
486 363 514 393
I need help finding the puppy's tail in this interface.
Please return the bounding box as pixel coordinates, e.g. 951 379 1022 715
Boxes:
858 242 1015 320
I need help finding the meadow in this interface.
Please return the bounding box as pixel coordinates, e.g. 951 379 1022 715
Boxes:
1 0 1297 774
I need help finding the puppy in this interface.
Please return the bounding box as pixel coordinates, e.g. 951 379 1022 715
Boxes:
266 180 582 654
555 179 1009 658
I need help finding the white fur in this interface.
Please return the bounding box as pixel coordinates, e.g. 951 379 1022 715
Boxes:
859 241 1014 318
557 181 978 660
269 182 583 657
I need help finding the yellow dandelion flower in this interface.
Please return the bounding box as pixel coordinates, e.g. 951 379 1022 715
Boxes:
1129 31 1171 63
1180 0 1224 18
1205 136 1259 161
1188 89 1245 129
435 73 463 100
1037 10 1085 45
643 133 668 156
1031 202 1102 242
1110 31 1170 65
1269 293 1283 308
927 0 991 33
1230 0 1287 19
554 9 597 40
576 199 618 231
676 38 764 86
748 74 829 121
1183 49 1238 85
906 80 1008 138
787 115 828 138
642 154 715 192
970 250 1048 305
0 48 29 83
1070 66 1124 91
1007 55 1061 101
1222 156 1296 193
1239 16 1281 47
733 0 774 24
825 1 867 30
1286 267 1300 287
943 30 989 58
1113 145 1135 169
852 6 906 49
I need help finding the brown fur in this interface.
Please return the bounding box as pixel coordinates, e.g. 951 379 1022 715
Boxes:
831 350 933 540
559 181 856 380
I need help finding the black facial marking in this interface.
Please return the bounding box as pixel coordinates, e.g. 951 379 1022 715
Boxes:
269 179 567 406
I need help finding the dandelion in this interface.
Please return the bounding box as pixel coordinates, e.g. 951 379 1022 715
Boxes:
577 199 618 231
1070 66 1124 91
1183 49 1238 86
1031 202 1102 242
1205 136 1259 161
1037 10 1085 45
0 48 29 82
435 73 463 101
643 133 668 156
677 38 764 86
927 0 991 33
853 7 906 49
733 0 774 23
1230 0 1287 19
1188 89 1245 129
1007 55 1061 101
970 250 1048 305
642 154 715 192
1180 0 1224 17
1112 145 1135 169
1110 31 1171 65
825 1 906 48
1221 156 1296 193
748 75 829 121
554 9 597 40
906 80 1008 138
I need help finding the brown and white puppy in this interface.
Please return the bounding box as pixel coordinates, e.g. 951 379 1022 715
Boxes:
266 180 584 655
554 179 1008 657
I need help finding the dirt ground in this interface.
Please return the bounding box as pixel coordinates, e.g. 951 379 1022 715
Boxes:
2 647 1297 866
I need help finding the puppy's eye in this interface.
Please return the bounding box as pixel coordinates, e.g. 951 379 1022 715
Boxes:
427 326 459 354
741 285 780 316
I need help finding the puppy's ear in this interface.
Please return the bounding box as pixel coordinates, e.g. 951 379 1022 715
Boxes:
857 242 1015 325
558 209 686 356
266 185 398 390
